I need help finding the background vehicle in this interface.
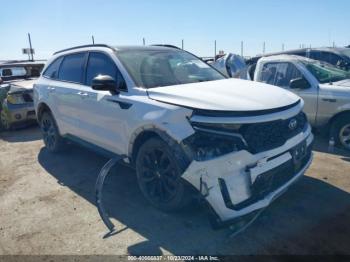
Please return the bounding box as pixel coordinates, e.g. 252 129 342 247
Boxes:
254 55 350 150
246 47 350 80
0 80 37 130
211 53 248 79
34 44 313 226
0 61 44 130
0 61 44 81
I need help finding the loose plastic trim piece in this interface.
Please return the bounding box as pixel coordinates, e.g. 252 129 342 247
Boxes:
95 155 127 234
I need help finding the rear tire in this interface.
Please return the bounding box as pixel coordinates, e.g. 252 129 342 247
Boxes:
135 137 190 212
332 115 350 151
40 111 65 153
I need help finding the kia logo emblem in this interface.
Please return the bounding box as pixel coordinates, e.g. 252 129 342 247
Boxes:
289 119 297 130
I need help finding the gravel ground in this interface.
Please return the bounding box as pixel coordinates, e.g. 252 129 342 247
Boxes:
0 126 350 255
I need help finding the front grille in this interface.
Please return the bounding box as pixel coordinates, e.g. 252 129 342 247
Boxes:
220 143 312 211
242 111 307 153
252 144 312 198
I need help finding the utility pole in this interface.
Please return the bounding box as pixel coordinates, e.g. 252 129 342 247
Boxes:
28 33 34 61
282 43 285 51
214 40 217 61
241 41 244 57
263 41 265 54
92 35 95 45
333 41 335 48
181 39 184 50
143 38 146 46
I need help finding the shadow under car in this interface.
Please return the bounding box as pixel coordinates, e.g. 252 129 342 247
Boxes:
37 141 350 255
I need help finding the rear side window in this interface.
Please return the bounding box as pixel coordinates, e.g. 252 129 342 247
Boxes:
58 53 86 83
86 52 126 90
2 68 13 76
309 51 322 60
321 52 343 66
43 57 63 79
310 51 343 66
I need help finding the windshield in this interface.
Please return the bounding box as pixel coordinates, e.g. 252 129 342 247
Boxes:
117 49 225 88
303 61 350 84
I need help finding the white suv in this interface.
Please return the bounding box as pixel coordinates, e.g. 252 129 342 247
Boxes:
34 44 313 227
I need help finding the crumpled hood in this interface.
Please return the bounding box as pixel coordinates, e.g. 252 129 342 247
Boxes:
147 79 300 111
10 79 37 89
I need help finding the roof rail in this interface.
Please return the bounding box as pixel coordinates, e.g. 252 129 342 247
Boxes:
151 44 181 50
53 44 115 55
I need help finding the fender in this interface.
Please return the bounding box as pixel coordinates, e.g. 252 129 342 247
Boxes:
128 125 193 171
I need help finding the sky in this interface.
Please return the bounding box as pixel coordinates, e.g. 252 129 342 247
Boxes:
1 0 349 60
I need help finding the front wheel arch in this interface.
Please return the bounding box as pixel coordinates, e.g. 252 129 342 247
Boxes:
328 110 350 134
37 102 52 123
329 111 350 149
129 127 191 170
135 137 192 211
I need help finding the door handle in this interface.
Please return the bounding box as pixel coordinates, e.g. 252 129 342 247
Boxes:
77 91 89 97
48 87 55 91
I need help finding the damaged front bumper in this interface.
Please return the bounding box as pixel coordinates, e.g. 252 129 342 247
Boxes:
182 125 313 226
4 101 36 126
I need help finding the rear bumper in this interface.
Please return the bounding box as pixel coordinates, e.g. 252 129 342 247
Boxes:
182 125 313 224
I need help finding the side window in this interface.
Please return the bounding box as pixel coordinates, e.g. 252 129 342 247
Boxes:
320 52 343 66
58 53 85 83
86 52 126 90
43 57 63 79
260 62 303 88
260 62 288 86
309 51 322 60
2 68 13 77
283 63 303 87
311 51 343 67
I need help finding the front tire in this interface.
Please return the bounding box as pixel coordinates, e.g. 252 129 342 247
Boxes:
332 115 350 151
40 111 65 153
135 138 189 212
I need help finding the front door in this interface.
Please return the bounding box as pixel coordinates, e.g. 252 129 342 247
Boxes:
74 51 130 155
259 62 318 125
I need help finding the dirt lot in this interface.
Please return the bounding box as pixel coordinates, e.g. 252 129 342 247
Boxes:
0 126 350 255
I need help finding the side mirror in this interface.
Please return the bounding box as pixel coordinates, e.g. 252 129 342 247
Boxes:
92 75 118 93
290 77 310 89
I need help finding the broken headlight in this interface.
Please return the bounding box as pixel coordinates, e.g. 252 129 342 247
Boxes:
6 91 33 105
182 122 248 161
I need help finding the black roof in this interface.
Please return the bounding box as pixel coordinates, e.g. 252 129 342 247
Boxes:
53 44 180 55
246 47 350 64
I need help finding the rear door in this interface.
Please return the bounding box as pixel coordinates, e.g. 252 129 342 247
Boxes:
74 51 129 155
54 52 88 135
258 62 318 124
